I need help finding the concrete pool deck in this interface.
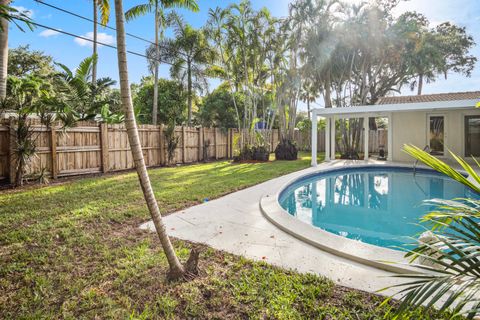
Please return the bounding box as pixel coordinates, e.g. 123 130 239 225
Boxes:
141 159 421 295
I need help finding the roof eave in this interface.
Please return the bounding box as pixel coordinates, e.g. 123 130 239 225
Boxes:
312 99 479 117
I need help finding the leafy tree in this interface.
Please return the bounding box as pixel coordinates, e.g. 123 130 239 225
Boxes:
151 12 213 126
8 45 56 78
396 12 476 95
291 0 476 157
125 0 199 125
196 83 245 129
132 76 186 125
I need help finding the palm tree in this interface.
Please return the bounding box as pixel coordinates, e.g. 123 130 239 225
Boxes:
55 54 121 121
113 0 195 280
0 2 33 99
150 12 212 126
125 0 199 125
299 79 317 120
92 0 110 84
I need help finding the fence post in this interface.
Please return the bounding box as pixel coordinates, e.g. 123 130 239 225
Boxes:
198 126 202 162
230 128 234 158
100 123 109 173
203 127 207 159
270 130 274 153
182 126 186 163
8 118 16 185
159 124 165 166
50 127 58 179
226 128 230 158
214 127 218 160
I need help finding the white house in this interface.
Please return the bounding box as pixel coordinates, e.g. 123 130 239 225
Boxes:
311 91 480 165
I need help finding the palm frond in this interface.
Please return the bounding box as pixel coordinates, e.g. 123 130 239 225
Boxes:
162 0 199 12
403 144 480 193
76 55 96 82
387 146 480 318
97 0 110 25
125 3 153 21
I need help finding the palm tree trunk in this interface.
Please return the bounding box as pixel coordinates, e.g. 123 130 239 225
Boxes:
113 0 185 279
92 0 98 84
187 59 192 126
324 74 332 108
152 6 159 125
307 98 310 120
0 0 10 100
417 74 423 95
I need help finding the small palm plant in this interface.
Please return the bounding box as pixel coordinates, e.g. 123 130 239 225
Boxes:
384 144 480 319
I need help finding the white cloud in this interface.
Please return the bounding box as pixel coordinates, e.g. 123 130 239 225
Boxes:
39 29 61 37
74 32 115 48
11 6 34 18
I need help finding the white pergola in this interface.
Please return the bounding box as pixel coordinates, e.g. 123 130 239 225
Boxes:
310 99 479 166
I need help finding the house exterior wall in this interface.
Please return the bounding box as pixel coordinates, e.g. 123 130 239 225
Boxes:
391 108 480 162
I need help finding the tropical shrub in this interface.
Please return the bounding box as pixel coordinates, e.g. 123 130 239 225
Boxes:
385 144 480 319
55 55 122 122
2 75 76 186
132 76 186 125
196 83 245 129
164 123 179 165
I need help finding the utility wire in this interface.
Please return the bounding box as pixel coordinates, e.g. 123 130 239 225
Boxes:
34 0 157 47
12 16 217 82
13 17 179 68
33 0 192 62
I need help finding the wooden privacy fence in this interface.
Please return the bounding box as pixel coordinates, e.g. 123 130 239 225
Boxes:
294 129 388 153
0 119 280 184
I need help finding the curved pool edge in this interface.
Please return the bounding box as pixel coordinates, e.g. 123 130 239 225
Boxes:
259 161 454 274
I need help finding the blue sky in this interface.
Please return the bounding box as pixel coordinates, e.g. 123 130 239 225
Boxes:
9 0 480 111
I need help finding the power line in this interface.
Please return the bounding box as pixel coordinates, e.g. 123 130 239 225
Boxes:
34 0 155 46
33 0 190 61
32 0 228 76
13 17 178 68
12 16 216 82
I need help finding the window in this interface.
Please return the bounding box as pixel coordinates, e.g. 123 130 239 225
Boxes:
429 116 444 156
465 116 480 157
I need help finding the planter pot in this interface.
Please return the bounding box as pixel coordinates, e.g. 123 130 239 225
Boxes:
254 150 270 161
275 140 298 160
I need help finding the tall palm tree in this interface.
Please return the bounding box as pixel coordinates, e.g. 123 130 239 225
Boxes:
299 78 317 120
0 0 9 99
113 0 190 280
150 12 212 126
92 0 110 84
0 2 33 99
125 0 199 125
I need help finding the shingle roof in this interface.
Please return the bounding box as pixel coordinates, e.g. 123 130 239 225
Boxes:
376 91 480 105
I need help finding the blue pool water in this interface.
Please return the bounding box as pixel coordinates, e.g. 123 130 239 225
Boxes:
279 167 479 250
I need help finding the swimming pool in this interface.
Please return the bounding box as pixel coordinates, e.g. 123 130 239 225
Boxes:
279 166 479 250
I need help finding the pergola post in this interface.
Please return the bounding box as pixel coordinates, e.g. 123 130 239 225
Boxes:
330 116 335 160
325 116 331 161
311 110 318 166
363 116 369 161
387 113 393 161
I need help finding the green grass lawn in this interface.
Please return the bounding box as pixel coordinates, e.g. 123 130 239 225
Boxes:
0 152 449 319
